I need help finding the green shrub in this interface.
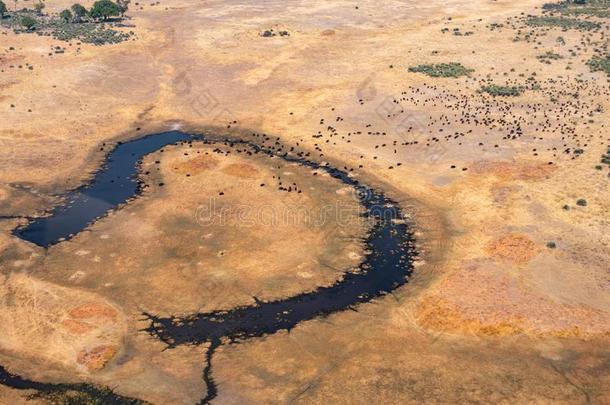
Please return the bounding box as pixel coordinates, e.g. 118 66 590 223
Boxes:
537 51 563 63
558 0 610 18
408 62 474 78
51 21 132 44
20 15 37 30
71 3 88 22
601 147 610 166
587 55 610 75
526 16 601 30
480 84 523 96
0 1 7 19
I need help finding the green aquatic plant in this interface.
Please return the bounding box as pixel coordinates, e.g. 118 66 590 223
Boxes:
407 62 474 78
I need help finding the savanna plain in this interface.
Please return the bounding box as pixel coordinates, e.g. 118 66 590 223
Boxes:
0 0 609 403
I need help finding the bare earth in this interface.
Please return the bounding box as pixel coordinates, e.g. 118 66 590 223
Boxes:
0 0 609 403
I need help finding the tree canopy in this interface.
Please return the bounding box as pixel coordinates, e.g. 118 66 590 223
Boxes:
71 3 88 21
0 1 7 19
90 0 120 20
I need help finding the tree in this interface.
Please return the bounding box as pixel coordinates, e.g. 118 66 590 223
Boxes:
33 0 45 14
0 1 7 18
20 15 36 29
60 8 73 22
89 0 120 21
117 0 129 17
71 3 87 22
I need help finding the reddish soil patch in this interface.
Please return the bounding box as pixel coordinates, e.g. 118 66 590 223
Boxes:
486 233 539 264
77 345 118 371
68 303 118 320
61 319 96 335
221 162 260 178
173 155 219 175
472 161 556 182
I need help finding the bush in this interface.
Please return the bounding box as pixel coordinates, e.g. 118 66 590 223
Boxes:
537 51 562 63
407 62 474 78
480 84 523 96
559 0 610 18
51 22 132 44
71 3 88 22
587 54 610 76
576 199 587 207
20 15 37 30
526 16 600 30
60 9 73 23
90 0 120 20
0 1 7 19
601 148 610 166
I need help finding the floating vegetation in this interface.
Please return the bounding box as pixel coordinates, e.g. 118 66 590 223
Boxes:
587 54 610 75
407 62 474 78
480 84 524 96
526 16 601 30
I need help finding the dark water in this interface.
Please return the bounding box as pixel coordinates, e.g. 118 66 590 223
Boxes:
5 131 417 404
14 131 193 247
0 365 143 404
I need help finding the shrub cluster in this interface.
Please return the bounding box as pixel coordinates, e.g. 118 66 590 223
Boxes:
480 84 524 96
537 51 563 64
526 16 601 30
587 54 610 75
0 2 133 45
407 62 474 78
